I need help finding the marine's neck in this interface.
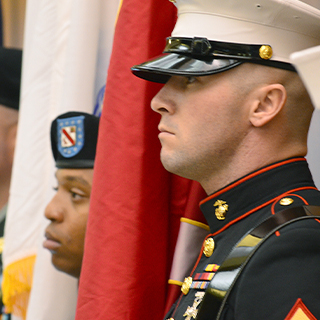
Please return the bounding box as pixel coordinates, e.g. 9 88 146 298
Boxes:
200 148 307 195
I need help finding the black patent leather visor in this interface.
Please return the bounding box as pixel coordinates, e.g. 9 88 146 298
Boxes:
131 53 242 83
131 37 296 83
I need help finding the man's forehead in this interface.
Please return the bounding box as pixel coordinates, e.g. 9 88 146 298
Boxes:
55 169 93 186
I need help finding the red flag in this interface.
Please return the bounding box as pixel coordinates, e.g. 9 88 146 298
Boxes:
75 0 206 319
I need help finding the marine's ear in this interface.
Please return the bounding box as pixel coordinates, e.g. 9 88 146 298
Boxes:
249 84 287 127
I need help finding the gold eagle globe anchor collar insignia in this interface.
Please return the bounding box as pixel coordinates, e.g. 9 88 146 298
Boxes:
214 200 228 220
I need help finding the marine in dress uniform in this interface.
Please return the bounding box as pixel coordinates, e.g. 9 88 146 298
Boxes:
165 159 320 319
131 0 320 319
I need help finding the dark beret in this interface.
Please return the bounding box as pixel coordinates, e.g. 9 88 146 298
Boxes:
0 47 22 110
50 111 100 169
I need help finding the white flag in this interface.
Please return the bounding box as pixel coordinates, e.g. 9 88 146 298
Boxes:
2 0 119 319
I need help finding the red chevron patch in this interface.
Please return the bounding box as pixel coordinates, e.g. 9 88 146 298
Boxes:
285 299 316 320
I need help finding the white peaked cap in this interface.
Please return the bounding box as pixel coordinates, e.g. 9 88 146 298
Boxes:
132 0 320 83
290 45 320 109
171 0 320 63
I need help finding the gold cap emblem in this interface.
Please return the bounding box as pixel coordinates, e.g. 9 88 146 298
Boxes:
214 200 228 220
203 237 215 257
279 197 294 206
181 276 193 295
259 45 273 60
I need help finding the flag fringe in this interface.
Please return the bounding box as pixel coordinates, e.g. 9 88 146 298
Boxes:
180 217 210 231
2 254 36 319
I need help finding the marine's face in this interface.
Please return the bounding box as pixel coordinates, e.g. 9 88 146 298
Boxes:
43 168 93 278
151 67 251 185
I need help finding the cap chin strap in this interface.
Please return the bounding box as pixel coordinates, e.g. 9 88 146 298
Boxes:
165 37 296 72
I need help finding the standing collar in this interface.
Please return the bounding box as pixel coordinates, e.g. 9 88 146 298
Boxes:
200 158 316 234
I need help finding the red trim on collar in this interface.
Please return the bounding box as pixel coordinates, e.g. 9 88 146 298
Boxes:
200 158 306 205
284 298 316 320
270 187 314 215
209 186 317 237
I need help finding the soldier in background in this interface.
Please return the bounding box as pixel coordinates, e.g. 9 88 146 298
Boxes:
0 47 22 316
43 111 99 279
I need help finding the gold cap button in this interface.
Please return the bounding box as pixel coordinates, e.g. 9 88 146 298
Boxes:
259 45 273 60
203 237 215 257
181 276 193 295
214 200 228 220
279 197 294 206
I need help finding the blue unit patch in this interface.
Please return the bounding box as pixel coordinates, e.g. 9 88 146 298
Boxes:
57 115 85 158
